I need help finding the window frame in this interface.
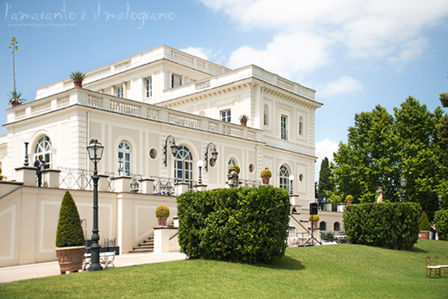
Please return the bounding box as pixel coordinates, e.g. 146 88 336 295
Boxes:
281 114 288 140
279 165 290 191
145 77 152 98
118 141 131 176
220 109 231 122
171 73 182 88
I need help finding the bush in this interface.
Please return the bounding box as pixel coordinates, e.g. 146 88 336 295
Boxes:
177 186 290 264
419 212 430 231
434 209 448 240
309 215 319 222
56 191 85 247
156 205 170 218
260 168 272 178
228 164 240 174
343 202 421 250
321 232 335 242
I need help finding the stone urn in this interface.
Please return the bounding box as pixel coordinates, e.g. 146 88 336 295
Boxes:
55 246 86 274
262 177 270 185
157 217 168 226
418 230 430 240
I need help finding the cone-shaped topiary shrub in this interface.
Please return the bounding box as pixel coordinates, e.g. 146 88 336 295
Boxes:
419 211 431 231
56 191 85 247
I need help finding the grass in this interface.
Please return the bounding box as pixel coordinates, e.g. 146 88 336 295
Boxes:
1 240 447 298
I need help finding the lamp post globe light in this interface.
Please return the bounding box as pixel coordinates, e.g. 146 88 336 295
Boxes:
400 177 407 202
439 194 443 209
86 139 104 271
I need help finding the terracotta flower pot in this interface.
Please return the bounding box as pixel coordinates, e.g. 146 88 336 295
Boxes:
240 120 247 126
157 217 167 226
55 245 86 274
313 221 319 228
74 79 83 87
419 230 430 240
346 199 353 205
262 177 270 185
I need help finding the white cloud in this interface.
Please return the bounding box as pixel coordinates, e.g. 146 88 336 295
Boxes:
227 32 331 78
315 138 339 179
319 76 364 98
200 0 448 71
180 47 210 60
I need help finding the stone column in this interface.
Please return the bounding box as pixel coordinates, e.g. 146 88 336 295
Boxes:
41 169 61 188
175 182 189 196
98 174 109 192
139 178 155 194
193 184 207 192
112 176 131 193
15 167 36 186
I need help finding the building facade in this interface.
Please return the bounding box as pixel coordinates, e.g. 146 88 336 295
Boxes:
0 45 336 266
1 45 321 201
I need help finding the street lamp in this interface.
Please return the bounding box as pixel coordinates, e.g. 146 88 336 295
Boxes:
204 143 218 172
163 135 178 167
439 194 443 209
86 139 104 271
197 160 204 185
289 174 294 196
400 177 407 202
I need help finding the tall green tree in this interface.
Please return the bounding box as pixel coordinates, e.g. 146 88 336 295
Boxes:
330 97 448 217
317 157 333 201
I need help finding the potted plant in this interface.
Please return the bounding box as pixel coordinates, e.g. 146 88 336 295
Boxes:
346 194 354 205
228 164 240 175
240 115 248 126
419 211 431 240
156 205 170 226
8 90 23 106
260 168 272 185
309 215 320 228
55 191 86 274
70 71 86 88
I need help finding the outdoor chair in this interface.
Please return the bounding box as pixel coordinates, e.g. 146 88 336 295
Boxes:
425 256 441 278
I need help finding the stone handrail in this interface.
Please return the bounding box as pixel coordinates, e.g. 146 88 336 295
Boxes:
7 88 261 141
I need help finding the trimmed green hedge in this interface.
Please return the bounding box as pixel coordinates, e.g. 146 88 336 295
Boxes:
343 203 421 250
56 191 85 247
177 186 290 264
434 209 448 240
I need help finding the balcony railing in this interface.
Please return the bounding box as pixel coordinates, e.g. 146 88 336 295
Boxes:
7 88 261 142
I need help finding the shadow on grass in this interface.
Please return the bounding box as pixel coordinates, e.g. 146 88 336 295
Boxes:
250 255 305 271
410 247 427 253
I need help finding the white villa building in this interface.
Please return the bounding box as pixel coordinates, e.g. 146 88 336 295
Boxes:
0 45 343 267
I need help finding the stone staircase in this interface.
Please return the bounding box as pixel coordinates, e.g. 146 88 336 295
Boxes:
129 236 154 253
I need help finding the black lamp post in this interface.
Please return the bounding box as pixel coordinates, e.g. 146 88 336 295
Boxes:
400 177 407 202
289 174 294 196
24 142 29 166
87 139 104 271
163 135 178 167
204 143 218 172
439 194 443 209
197 160 204 185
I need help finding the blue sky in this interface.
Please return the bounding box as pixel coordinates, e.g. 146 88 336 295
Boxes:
1 0 448 174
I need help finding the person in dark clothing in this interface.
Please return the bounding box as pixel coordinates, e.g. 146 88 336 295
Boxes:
34 155 46 187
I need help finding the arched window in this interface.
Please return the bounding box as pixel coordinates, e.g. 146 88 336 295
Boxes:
174 145 193 185
320 221 327 231
228 158 237 166
118 141 131 176
299 116 304 135
279 165 289 191
34 136 52 167
263 104 269 126
334 222 341 231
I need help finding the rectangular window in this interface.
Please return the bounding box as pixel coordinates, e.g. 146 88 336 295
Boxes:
116 86 124 98
145 77 152 97
221 109 231 122
281 114 288 140
171 74 182 88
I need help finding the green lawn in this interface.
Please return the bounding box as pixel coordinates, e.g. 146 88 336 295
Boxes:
1 241 447 298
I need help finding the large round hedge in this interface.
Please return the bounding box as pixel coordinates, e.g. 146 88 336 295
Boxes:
177 186 290 264
343 202 421 250
56 191 85 247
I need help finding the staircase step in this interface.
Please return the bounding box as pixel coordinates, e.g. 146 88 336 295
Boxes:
129 237 155 253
